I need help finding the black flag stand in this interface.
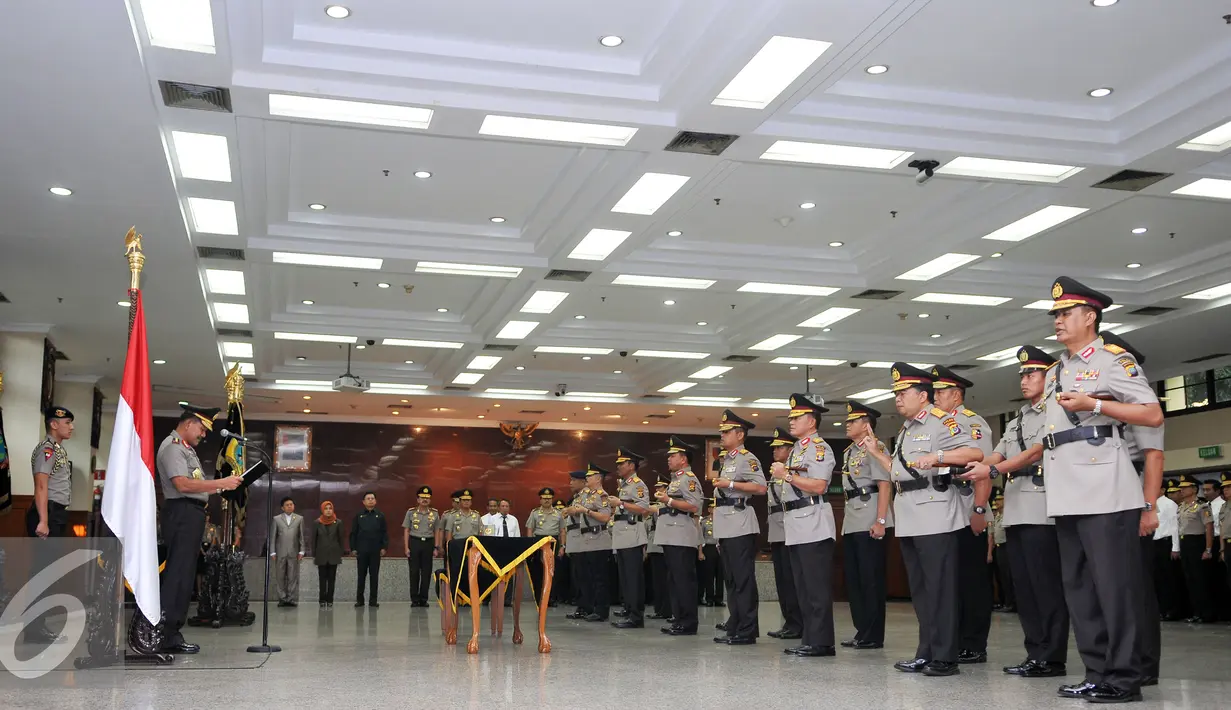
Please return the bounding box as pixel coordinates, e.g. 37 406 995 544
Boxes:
246 444 281 654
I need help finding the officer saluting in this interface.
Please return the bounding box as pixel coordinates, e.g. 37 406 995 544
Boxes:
1043 276 1162 703
607 449 650 628
769 393 838 658
840 401 893 650
765 427 803 641
711 410 766 645
655 435 704 636
157 403 242 654
862 364 983 677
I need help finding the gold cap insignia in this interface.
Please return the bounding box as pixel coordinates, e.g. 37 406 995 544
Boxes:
1018 350 1028 362
1052 281 1063 299
931 367 940 377
789 396 797 407
55 408 67 417
721 412 728 421
891 368 900 381
846 403 853 413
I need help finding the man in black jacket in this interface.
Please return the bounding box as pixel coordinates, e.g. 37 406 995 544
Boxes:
350 491 388 607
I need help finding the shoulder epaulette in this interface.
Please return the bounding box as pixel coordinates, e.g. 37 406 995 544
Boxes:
843 444 854 455
961 408 977 417
1046 361 1059 371
930 407 948 418
738 447 749 455
631 476 641 484
1104 343 1127 356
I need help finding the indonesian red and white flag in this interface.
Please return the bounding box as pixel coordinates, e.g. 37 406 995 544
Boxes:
102 291 161 622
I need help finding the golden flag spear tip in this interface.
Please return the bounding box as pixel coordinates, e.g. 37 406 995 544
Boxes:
125 226 145 290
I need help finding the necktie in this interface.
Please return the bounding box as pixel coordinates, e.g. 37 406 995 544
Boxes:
502 515 509 537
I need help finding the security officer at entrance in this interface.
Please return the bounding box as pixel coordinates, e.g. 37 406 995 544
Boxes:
712 410 767 645
157 404 242 654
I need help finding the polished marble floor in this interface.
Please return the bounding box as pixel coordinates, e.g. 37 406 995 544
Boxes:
8 602 1230 709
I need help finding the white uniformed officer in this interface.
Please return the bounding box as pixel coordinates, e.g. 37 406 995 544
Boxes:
840 401 892 650
863 364 983 677
23 406 76 643
769 393 837 658
607 449 651 629
712 409 767 645
964 346 1070 678
1042 276 1163 703
765 427 803 640
654 435 703 636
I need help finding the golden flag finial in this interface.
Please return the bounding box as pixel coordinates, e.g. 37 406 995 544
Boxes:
224 363 245 404
125 226 145 290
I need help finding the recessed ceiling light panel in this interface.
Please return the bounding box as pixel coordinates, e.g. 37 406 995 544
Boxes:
689 366 732 379
1183 283 1231 300
225 361 256 376
599 35 623 47
533 346 614 355
712 36 832 110
521 290 570 314
982 205 1089 242
770 357 845 366
324 5 350 19
415 261 522 278
612 274 714 290
633 350 709 359
170 131 231 182
568 228 632 261
796 307 860 328
269 93 433 130
205 269 245 296
187 197 238 235
479 115 637 147
452 372 484 385
737 282 839 296
275 332 357 344
937 157 1084 183
212 302 249 324
221 341 253 358
140 0 216 53
272 252 383 270
611 173 690 215
495 321 539 340
761 140 913 169
659 381 698 393
467 355 503 370
1172 178 1231 200
1177 119 1231 153
913 293 1012 306
382 338 465 349
896 253 980 281
749 334 802 351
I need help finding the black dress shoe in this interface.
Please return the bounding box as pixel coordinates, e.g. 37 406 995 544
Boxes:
775 630 802 640
584 613 608 622
922 661 960 677
663 626 696 636
162 642 200 654
354 601 365 607
614 609 629 617
1086 685 1143 704
894 658 929 673
840 638 858 648
1021 661 1066 678
957 649 987 664
1056 681 1098 698
853 640 883 649
715 621 727 631
715 635 756 645
565 611 588 620
666 617 676 625
647 612 668 620
288 601 298 607
612 620 644 629
789 645 835 657
1003 659 1036 675
1140 676 1158 687
277 600 289 607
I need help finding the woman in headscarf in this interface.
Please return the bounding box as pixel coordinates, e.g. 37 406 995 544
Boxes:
313 501 345 607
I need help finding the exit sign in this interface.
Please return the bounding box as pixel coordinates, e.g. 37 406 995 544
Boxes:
1198 445 1222 459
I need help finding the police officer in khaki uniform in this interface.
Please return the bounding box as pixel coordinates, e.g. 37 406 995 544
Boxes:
840 401 892 650
23 406 76 643
931 365 995 664
1219 473 1231 590
698 503 721 606
562 471 590 618
963 346 1069 678
1175 474 1215 623
445 489 483 542
655 436 704 636
764 427 803 640
402 486 438 607
862 365 983 677
526 487 563 604
1042 277 1163 703
157 404 242 654
769 393 838 657
646 479 672 620
712 410 767 645
567 463 613 622
607 449 650 628
434 491 461 558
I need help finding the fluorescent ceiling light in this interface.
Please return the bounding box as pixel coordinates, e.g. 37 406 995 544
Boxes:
1023 300 1121 312
712 36 832 110
479 115 637 147
913 293 1012 306
760 140 913 169
848 388 895 403
982 205 1089 242
679 396 741 404
140 0 215 53
274 379 333 388
750 334 802 351
690 366 732 379
566 392 629 399
771 357 845 366
533 346 614 355
1184 283 1231 300
612 274 715 290
269 94 433 130
797 307 860 328
221 342 253 358
187 198 238 235
859 361 933 369
382 339 465 349
610 173 690 215
753 398 790 406
567 228 631 261
738 282 840 296
225 361 256 377
415 261 521 278
466 355 502 370
368 383 430 394
452 372 484 385
495 320 539 340
272 252 383 270
1178 120 1231 152
275 332 357 344
212 303 250 324
977 346 1022 362
520 290 570 314
1172 178 1231 200
896 253 980 281
486 388 550 396
659 382 698 393
170 132 231 182
937 157 1084 183
205 269 245 296
633 350 709 360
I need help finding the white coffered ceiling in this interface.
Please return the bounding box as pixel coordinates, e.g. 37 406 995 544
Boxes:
4 0 1231 434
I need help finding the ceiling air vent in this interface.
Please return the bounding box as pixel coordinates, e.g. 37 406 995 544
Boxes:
1182 353 1228 364
646 413 673 419
544 269 591 282
519 409 545 415
443 386 471 392
723 355 758 363
483 344 519 352
196 246 245 261
1091 169 1172 192
0 291 9 303
159 81 233 113
852 289 903 301
663 131 740 156
640 394 667 400
1129 306 1176 316
216 328 253 338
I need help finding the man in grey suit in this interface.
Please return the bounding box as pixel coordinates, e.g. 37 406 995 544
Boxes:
271 496 305 607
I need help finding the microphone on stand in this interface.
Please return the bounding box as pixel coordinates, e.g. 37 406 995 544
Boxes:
220 429 251 443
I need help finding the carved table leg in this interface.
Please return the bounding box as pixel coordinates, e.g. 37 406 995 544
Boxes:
442 574 457 645
466 546 482 654
492 582 505 637
512 565 524 645
537 546 554 653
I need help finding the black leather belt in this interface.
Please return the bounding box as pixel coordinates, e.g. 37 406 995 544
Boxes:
565 523 580 531
895 473 952 494
845 486 876 500
953 476 974 496
1042 425 1117 450
715 498 747 510
783 495 825 511
580 525 603 534
1131 460 1145 475
768 503 784 514
167 497 207 510
615 513 642 524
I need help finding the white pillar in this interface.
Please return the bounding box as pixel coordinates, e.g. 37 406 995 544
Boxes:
0 331 50 498
53 377 100 511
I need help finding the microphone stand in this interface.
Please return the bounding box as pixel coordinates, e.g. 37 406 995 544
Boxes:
245 444 281 654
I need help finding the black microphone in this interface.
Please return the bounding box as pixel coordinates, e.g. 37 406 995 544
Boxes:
220 429 251 443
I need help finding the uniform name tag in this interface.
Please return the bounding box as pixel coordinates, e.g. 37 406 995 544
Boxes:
911 434 931 442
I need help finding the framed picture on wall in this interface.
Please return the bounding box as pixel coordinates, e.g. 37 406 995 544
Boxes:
704 438 723 480
274 425 312 472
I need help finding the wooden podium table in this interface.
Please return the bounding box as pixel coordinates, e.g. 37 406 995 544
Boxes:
437 536 555 654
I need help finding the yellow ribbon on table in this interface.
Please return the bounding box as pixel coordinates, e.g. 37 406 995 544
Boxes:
438 536 557 613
